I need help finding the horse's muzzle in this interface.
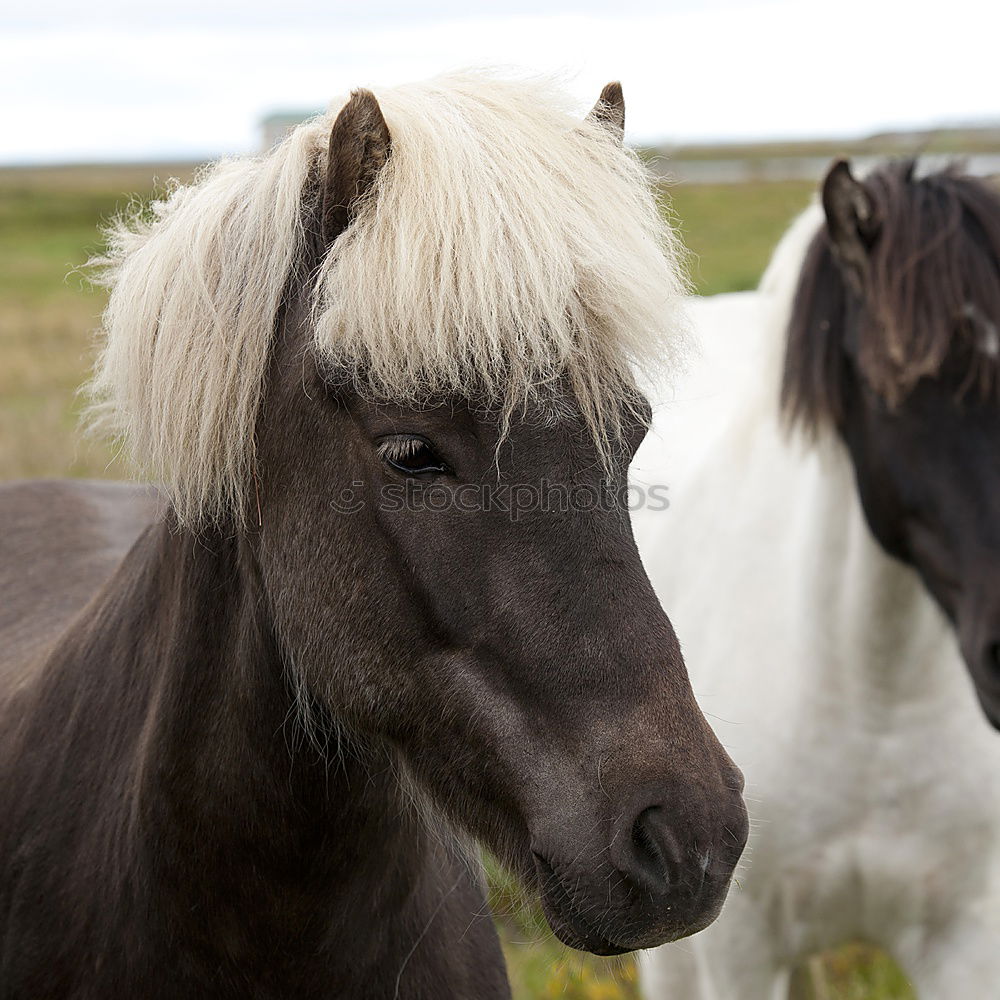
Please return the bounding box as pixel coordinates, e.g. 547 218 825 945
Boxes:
530 782 748 955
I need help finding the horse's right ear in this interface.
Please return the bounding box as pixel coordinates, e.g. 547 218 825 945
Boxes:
322 89 392 247
821 159 879 293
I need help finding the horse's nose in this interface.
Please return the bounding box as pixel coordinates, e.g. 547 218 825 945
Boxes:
530 767 748 952
958 597 1000 680
959 611 1000 710
626 805 681 891
966 636 1000 728
613 784 748 901
985 640 1000 676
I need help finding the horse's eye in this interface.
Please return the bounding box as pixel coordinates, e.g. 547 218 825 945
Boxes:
377 435 449 477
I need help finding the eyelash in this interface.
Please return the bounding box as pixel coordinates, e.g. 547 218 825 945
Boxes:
376 435 450 477
377 436 423 463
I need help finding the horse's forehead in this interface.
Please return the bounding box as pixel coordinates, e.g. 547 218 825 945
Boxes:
358 386 596 430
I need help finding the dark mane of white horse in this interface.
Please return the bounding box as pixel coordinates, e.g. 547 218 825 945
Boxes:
780 161 1000 432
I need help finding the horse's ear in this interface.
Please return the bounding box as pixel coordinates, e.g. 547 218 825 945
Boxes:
821 159 880 293
322 88 392 247
585 81 625 145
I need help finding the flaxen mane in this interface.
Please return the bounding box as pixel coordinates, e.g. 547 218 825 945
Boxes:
88 72 687 527
780 160 1000 432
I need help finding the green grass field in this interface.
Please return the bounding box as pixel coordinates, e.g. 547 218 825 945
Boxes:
0 163 914 999
0 164 199 480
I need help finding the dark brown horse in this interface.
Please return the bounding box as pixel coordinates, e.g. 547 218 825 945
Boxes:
0 74 747 998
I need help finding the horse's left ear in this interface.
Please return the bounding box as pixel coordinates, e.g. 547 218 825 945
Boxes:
585 82 625 144
821 159 880 293
322 88 392 247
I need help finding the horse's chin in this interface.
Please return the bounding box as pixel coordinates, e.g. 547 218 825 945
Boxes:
539 895 634 956
532 853 675 957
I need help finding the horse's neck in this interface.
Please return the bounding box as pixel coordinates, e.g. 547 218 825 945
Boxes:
789 438 960 716
691 289 962 716
9 518 444 968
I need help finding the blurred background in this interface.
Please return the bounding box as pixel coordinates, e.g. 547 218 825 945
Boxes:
3 1 998 995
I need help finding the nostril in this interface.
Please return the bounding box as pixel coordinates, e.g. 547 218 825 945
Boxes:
630 806 673 889
988 641 1000 674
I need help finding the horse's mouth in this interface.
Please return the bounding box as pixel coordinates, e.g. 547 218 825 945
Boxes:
533 853 645 957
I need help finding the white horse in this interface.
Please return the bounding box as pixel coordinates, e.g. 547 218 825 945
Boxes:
633 160 1000 999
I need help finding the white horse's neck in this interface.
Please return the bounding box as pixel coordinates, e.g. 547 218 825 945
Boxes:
789 438 959 720
634 291 969 747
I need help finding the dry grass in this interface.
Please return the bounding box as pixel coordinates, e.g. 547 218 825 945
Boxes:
0 296 110 478
0 163 198 482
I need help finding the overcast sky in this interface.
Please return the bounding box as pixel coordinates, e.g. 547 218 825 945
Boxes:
3 0 998 163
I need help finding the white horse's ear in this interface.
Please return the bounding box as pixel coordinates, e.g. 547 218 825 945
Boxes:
322 88 392 246
585 81 625 145
822 159 880 293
